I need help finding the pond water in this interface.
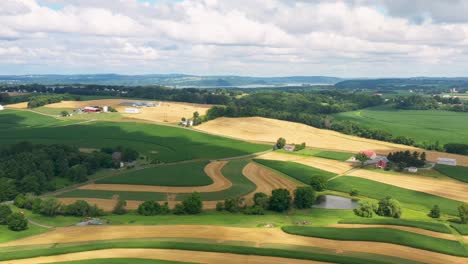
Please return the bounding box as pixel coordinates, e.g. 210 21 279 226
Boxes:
313 195 359 209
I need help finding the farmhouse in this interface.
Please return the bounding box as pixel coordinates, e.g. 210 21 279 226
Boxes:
376 157 389 169
437 158 457 166
0 105 4 111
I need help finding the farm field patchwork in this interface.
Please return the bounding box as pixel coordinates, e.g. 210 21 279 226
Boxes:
434 164 468 183
333 105 468 145
278 149 354 161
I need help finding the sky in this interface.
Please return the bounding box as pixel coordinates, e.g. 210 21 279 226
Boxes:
1 0 468 77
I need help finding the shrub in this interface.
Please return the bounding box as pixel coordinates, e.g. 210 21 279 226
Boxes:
32 198 42 214
113 199 127 215
293 187 316 209
253 192 269 209
137 201 162 216
276 137 286 149
223 197 245 213
64 200 103 217
458 203 468 224
0 205 12 224
310 175 327 191
7 212 28 231
429 205 441 218
173 203 186 215
377 196 402 218
354 200 377 218
269 188 291 212
39 198 62 217
243 205 265 215
349 189 359 196
182 192 203 214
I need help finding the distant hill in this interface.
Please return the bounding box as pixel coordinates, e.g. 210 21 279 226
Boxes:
335 77 468 89
0 74 342 87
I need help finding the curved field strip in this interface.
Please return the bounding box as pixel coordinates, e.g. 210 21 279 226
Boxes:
328 224 457 240
242 162 301 198
2 225 467 264
258 152 353 174
347 169 468 202
81 161 232 192
196 117 468 166
5 102 28 109
0 248 324 264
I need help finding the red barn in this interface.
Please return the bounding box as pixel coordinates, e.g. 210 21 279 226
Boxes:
377 159 387 169
360 150 377 160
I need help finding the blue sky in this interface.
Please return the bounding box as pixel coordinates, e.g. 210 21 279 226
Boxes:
1 0 468 77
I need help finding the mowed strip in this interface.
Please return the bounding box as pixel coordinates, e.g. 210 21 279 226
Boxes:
0 248 325 264
2 225 466 264
242 162 301 198
196 117 468 166
328 224 457 241
347 169 468 202
258 152 353 174
79 161 232 193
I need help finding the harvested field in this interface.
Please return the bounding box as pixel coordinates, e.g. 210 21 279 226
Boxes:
57 198 220 211
196 117 468 166
0 249 324 264
80 161 232 193
2 225 466 264
46 99 212 123
328 224 457 241
5 102 28 109
242 162 301 199
259 152 354 174
347 169 468 202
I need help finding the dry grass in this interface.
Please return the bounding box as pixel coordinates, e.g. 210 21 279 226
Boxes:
196 117 468 166
79 161 232 193
5 102 28 109
2 225 466 264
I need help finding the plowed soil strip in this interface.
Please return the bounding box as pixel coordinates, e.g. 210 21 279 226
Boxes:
0 248 325 264
2 225 466 264
348 169 468 202
242 162 301 198
328 224 457 240
78 161 232 193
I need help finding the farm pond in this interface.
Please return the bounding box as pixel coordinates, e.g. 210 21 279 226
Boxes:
313 195 359 209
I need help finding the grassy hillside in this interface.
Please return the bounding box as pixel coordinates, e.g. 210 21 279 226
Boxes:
96 161 212 186
333 105 468 145
0 110 269 162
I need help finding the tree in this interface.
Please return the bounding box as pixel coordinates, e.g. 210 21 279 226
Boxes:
243 205 265 215
32 198 42 214
420 152 427 162
67 165 88 183
355 153 370 167
377 197 402 218
137 201 159 216
349 189 359 196
0 205 12 224
182 192 203 214
223 197 245 213
354 200 377 218
0 178 18 202
215 201 224 211
429 205 440 218
269 189 291 212
310 175 327 191
253 192 269 209
113 199 127 215
40 198 62 217
458 203 468 224
173 203 186 215
60 111 69 117
276 137 286 149
7 212 28 231
293 187 316 209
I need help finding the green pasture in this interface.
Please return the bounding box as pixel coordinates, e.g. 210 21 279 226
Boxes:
0 110 269 162
96 161 213 186
338 218 452 233
451 223 468 235
0 224 47 244
328 176 463 215
278 149 354 161
254 159 337 184
434 164 468 183
333 105 468 145
58 160 256 201
282 226 468 257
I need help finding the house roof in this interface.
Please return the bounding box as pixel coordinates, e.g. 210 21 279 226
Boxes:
360 150 376 158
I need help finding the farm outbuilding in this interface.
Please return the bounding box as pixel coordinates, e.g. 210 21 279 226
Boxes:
283 144 296 152
408 167 418 173
124 107 140 114
437 158 457 166
0 105 4 111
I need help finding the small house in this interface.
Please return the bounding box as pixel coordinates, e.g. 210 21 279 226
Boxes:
283 144 296 152
436 158 457 166
408 167 418 173
377 159 387 169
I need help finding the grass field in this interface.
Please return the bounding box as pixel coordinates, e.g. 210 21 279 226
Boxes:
328 176 463 215
254 159 337 184
0 225 48 244
53 259 191 264
58 160 256 201
278 149 354 161
337 218 452 233
334 105 468 145
0 110 269 163
282 226 468 257
434 164 468 183
451 223 468 235
96 162 212 186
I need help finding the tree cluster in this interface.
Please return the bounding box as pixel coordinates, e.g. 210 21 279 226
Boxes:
137 193 203 216
387 150 426 168
0 205 28 231
444 143 468 155
27 94 78 108
354 197 402 218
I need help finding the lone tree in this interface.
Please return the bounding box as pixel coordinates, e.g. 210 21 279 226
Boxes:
253 192 269 209
429 205 440 218
310 175 327 191
269 188 291 212
60 110 69 117
276 137 286 149
458 203 468 224
355 153 370 167
0 205 12 224
113 199 127 215
293 187 316 209
7 212 28 231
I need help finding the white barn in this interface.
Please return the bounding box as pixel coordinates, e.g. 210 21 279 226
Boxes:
437 158 457 166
